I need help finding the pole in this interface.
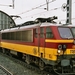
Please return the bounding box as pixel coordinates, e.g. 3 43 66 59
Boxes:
46 0 49 11
12 0 14 9
66 0 72 24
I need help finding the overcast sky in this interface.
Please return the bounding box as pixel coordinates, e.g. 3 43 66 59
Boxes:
0 0 75 24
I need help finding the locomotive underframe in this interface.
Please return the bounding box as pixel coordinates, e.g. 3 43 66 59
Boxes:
1 47 75 74
53 55 75 74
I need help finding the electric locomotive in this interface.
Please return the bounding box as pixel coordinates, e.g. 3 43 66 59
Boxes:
1 16 75 74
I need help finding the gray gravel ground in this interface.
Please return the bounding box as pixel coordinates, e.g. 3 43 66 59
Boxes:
0 54 42 75
0 69 7 75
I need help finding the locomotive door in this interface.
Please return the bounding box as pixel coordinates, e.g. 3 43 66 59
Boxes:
39 27 45 58
34 27 45 58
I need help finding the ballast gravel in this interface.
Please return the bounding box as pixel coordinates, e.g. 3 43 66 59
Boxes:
0 54 42 75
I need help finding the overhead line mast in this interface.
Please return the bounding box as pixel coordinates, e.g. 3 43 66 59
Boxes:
46 0 49 11
12 0 14 9
66 0 72 24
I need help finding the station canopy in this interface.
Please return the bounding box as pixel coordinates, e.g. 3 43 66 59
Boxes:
0 10 16 30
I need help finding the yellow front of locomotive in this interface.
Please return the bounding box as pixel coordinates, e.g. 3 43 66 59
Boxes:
43 26 75 74
53 26 75 74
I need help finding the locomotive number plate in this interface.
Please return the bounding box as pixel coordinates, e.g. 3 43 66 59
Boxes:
70 50 75 54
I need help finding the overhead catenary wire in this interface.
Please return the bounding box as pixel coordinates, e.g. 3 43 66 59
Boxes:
16 1 75 16
14 4 64 21
17 0 56 15
14 1 75 24
15 6 61 20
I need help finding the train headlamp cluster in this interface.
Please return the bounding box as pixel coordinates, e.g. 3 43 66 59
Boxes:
57 44 67 54
57 45 62 54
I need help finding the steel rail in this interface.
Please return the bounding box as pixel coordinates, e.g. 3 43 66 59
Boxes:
0 65 13 75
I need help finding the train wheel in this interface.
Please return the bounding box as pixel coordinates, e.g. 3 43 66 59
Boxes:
26 55 31 64
39 59 45 70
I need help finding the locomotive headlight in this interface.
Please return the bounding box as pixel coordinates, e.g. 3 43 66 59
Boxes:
58 45 62 50
57 50 61 54
57 45 62 54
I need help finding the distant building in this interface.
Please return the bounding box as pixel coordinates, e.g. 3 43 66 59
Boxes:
0 10 16 30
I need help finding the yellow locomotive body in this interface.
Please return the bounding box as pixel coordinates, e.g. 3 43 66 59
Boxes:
1 22 75 74
0 13 75 74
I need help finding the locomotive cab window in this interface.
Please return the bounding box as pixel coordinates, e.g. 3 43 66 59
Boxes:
34 28 38 38
58 27 73 39
46 27 53 38
71 27 75 38
40 27 44 38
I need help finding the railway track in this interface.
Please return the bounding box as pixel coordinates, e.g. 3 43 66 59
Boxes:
0 65 13 75
0 52 57 75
